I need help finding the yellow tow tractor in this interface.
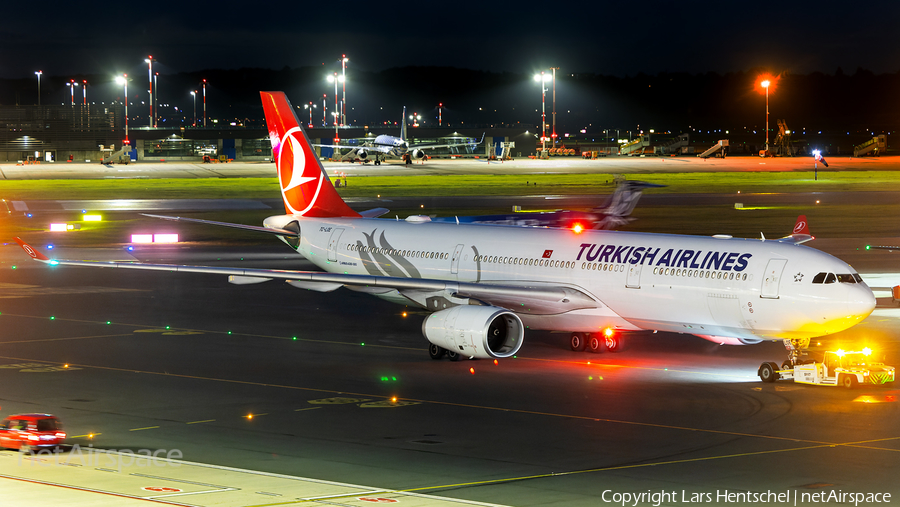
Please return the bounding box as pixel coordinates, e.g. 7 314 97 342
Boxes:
759 342 895 388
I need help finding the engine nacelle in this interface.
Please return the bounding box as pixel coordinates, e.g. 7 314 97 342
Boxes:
422 306 524 359
411 149 426 160
696 334 764 346
356 149 368 160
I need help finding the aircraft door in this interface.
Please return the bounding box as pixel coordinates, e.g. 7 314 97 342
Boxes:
626 263 642 289
327 228 344 262
450 244 464 275
761 259 787 299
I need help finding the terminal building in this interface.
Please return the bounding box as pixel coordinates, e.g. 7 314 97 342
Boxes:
0 104 529 164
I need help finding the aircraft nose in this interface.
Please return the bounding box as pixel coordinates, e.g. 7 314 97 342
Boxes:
847 284 876 321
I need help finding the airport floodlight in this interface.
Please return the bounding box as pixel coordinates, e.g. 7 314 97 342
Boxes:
327 75 335 82
35 71 42 106
761 80 770 88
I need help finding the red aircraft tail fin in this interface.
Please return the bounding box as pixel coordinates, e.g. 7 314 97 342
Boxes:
260 91 359 218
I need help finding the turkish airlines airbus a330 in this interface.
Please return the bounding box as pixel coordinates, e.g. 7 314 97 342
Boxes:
15 91 876 360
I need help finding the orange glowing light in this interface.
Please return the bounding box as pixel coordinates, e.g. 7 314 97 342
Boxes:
493 359 498 365
391 396 398 403
247 414 253 420
756 74 779 94
469 367 475 374
402 312 407 317
603 327 614 338
572 223 584 234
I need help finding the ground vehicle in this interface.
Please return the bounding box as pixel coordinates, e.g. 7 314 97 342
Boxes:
759 348 895 387
0 414 66 452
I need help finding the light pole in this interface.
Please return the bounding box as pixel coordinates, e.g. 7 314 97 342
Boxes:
66 80 78 106
341 55 348 126
327 73 342 140
533 72 551 157
190 91 196 127
82 80 87 105
304 102 316 128
145 56 155 128
322 94 327 127
760 79 770 154
439 102 442 126
202 79 207 128
154 72 159 127
115 74 130 143
35 71 42 106
550 67 558 146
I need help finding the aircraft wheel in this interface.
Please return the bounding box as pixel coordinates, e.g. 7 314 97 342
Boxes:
759 362 777 382
570 333 586 352
841 374 857 388
429 344 446 360
605 334 621 353
446 350 461 361
588 335 604 353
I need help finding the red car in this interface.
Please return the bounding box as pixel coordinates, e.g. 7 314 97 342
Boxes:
0 414 66 452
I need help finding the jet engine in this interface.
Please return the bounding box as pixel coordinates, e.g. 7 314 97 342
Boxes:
696 334 764 346
422 306 524 359
411 149 426 160
356 149 368 161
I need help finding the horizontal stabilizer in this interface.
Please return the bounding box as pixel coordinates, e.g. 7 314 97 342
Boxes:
359 207 390 218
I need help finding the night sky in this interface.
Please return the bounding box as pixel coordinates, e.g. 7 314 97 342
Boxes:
4 1 898 79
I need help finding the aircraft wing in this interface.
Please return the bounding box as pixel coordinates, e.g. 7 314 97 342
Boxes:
14 238 599 316
141 214 300 237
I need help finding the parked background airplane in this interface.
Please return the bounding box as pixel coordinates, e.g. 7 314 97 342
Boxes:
315 107 482 165
15 91 876 361
432 180 664 230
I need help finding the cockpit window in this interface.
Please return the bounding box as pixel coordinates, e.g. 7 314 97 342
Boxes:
824 273 836 284
812 272 861 284
812 273 826 284
837 274 857 284
853 273 863 283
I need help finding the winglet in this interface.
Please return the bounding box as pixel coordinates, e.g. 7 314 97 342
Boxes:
13 237 52 262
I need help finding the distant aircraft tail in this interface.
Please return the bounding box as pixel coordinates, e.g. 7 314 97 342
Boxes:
260 91 360 218
593 180 664 229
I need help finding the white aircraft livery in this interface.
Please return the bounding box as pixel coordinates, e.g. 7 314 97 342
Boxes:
15 91 876 360
315 106 481 164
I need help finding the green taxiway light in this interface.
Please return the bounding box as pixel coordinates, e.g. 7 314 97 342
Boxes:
866 245 871 250
361 342 365 346
106 321 111 325
11 266 16 269
228 331 232 335
165 326 170 330
50 316 55 320
292 336 297 340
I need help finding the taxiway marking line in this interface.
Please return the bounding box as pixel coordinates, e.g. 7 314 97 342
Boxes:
0 353 886 450
0 474 192 506
185 419 215 425
399 442 866 494
129 426 160 432
294 407 322 412
69 433 102 438
0 333 135 345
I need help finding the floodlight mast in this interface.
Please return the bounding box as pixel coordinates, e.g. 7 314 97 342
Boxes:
761 79 770 154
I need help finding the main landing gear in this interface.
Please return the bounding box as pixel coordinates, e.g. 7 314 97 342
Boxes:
429 344 462 361
570 330 622 354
